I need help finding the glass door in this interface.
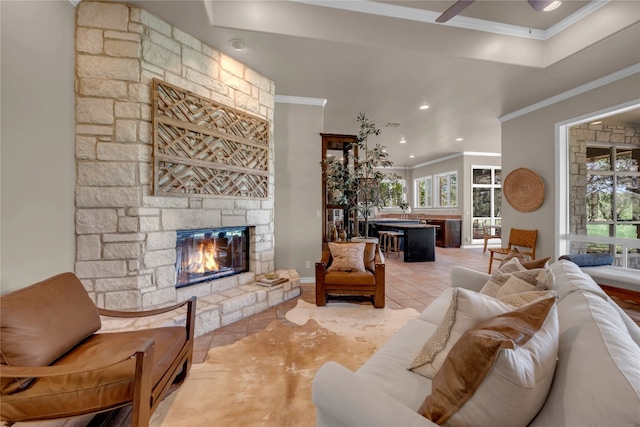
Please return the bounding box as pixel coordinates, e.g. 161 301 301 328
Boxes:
471 166 502 244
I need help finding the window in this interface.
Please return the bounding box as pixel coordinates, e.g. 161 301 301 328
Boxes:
471 166 502 240
435 171 457 207
586 143 640 254
415 176 432 208
379 179 405 207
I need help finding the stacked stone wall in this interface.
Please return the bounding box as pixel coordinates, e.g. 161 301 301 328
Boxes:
569 122 640 268
75 1 276 310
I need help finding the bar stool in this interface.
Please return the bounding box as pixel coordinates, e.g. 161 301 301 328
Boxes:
378 231 391 254
386 231 404 260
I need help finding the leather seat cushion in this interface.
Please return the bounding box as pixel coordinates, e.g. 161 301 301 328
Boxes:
1 327 186 421
324 271 375 286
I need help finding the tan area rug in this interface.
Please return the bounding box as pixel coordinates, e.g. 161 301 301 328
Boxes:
12 301 418 427
150 301 418 427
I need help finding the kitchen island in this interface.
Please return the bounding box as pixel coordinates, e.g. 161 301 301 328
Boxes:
369 220 437 262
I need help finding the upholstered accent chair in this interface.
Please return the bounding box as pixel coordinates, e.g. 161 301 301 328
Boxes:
488 228 538 273
0 272 196 427
315 241 385 308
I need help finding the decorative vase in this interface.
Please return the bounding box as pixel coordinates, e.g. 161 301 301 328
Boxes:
339 230 347 241
332 226 338 242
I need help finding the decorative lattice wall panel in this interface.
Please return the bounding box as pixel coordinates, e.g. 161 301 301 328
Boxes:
152 79 270 198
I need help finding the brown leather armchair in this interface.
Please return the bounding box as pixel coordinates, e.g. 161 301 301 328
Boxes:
315 241 385 308
0 272 196 427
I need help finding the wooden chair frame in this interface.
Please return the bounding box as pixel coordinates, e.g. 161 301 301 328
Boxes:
315 247 385 308
488 228 538 273
482 223 502 254
1 297 196 427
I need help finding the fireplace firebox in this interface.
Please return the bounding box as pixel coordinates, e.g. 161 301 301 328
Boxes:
175 227 249 288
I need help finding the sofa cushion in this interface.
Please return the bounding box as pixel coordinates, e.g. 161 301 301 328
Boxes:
0 273 101 394
549 260 609 301
0 327 187 421
324 270 375 286
419 297 558 427
327 242 366 273
356 318 436 411
529 291 640 427
408 288 554 379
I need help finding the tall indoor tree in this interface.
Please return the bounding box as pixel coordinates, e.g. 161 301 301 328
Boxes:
322 113 398 239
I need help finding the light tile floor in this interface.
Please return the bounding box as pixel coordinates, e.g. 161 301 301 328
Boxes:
192 246 489 363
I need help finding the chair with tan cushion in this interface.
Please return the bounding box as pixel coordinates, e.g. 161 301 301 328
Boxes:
0 272 196 427
315 241 385 308
488 228 538 274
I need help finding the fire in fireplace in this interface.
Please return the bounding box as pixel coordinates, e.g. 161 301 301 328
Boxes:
175 227 249 288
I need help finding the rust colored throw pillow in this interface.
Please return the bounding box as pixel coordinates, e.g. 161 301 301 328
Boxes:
408 287 555 379
500 248 551 270
327 242 366 273
419 297 558 427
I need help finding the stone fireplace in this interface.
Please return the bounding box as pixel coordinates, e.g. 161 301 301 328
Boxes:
73 2 299 336
175 226 250 288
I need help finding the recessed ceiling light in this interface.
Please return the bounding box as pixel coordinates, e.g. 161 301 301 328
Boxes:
400 138 407 144
382 149 387 152
409 154 415 158
229 39 246 51
419 104 430 110
456 137 464 142
543 1 562 12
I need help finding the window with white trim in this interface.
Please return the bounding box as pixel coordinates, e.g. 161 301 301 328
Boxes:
414 176 432 208
435 171 457 207
586 143 640 254
379 179 405 207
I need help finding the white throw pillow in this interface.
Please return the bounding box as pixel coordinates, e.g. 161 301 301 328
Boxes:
482 258 554 298
419 297 559 427
408 288 522 378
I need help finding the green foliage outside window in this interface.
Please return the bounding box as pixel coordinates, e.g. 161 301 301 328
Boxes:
585 145 640 254
379 180 404 207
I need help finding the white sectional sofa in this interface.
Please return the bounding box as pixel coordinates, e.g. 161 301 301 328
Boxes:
312 260 640 426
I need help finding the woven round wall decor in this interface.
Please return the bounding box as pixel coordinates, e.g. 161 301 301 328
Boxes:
503 168 545 212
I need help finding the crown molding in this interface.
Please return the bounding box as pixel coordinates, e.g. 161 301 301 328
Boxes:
290 0 609 41
500 63 640 123
275 95 327 106
544 0 609 38
463 151 502 157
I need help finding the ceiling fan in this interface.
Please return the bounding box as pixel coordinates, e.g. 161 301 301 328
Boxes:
435 0 560 23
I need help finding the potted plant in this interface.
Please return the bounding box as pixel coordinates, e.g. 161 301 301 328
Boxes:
398 200 410 218
322 113 397 239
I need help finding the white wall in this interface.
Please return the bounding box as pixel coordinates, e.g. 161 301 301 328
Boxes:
274 103 323 280
1 1 76 293
501 73 640 261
